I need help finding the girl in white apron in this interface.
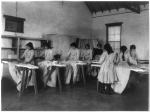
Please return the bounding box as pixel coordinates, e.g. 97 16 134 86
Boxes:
82 44 92 76
112 45 139 94
65 43 80 84
38 43 57 87
128 44 138 66
97 43 118 95
9 42 35 91
112 46 131 94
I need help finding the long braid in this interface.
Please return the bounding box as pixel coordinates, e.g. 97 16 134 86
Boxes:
122 52 125 61
120 46 127 61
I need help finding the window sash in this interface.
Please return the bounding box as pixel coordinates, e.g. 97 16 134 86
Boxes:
109 41 120 51
108 26 121 42
108 26 121 35
108 34 120 41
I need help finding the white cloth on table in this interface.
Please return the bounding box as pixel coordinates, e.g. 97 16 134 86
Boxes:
91 62 101 77
64 61 78 84
112 63 147 94
112 62 131 94
38 60 57 87
8 62 35 91
8 62 21 84
111 50 140 94
47 70 57 87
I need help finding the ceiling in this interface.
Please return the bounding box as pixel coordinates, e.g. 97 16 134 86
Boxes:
85 1 148 14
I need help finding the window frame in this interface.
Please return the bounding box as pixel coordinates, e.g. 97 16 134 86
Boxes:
4 15 25 33
105 22 123 48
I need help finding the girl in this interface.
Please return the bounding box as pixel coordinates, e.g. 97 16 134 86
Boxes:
39 43 53 61
66 43 80 61
117 45 138 66
21 42 35 64
97 43 118 94
82 44 92 76
65 43 80 84
82 44 92 61
9 42 35 91
112 45 139 94
128 44 138 66
38 43 57 87
92 43 103 77
93 43 103 60
119 45 128 63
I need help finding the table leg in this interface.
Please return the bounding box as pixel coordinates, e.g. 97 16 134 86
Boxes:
81 66 86 86
19 69 27 96
32 70 38 95
57 68 62 92
97 80 99 92
26 69 30 88
64 66 69 84
45 66 56 87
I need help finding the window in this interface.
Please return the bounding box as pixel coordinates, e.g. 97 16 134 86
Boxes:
106 22 122 50
4 15 25 33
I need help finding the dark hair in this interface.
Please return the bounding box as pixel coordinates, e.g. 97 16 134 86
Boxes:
85 44 90 49
53 54 61 61
120 45 127 61
104 43 113 54
97 43 102 48
26 42 34 50
130 44 136 50
44 43 50 49
70 42 76 48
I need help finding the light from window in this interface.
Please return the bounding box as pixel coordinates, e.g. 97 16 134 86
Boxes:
108 26 121 41
106 22 122 50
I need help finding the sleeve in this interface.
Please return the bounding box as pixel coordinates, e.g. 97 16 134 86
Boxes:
90 50 93 60
113 52 120 64
66 49 71 60
21 50 27 59
39 50 45 57
79 49 83 59
127 54 138 65
76 49 80 60
135 53 139 61
98 52 107 64
51 50 54 59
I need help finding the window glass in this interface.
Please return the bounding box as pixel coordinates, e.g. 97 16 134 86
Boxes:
108 25 121 50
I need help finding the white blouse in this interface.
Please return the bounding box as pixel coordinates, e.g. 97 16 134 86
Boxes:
67 48 80 61
44 49 53 61
21 49 34 64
